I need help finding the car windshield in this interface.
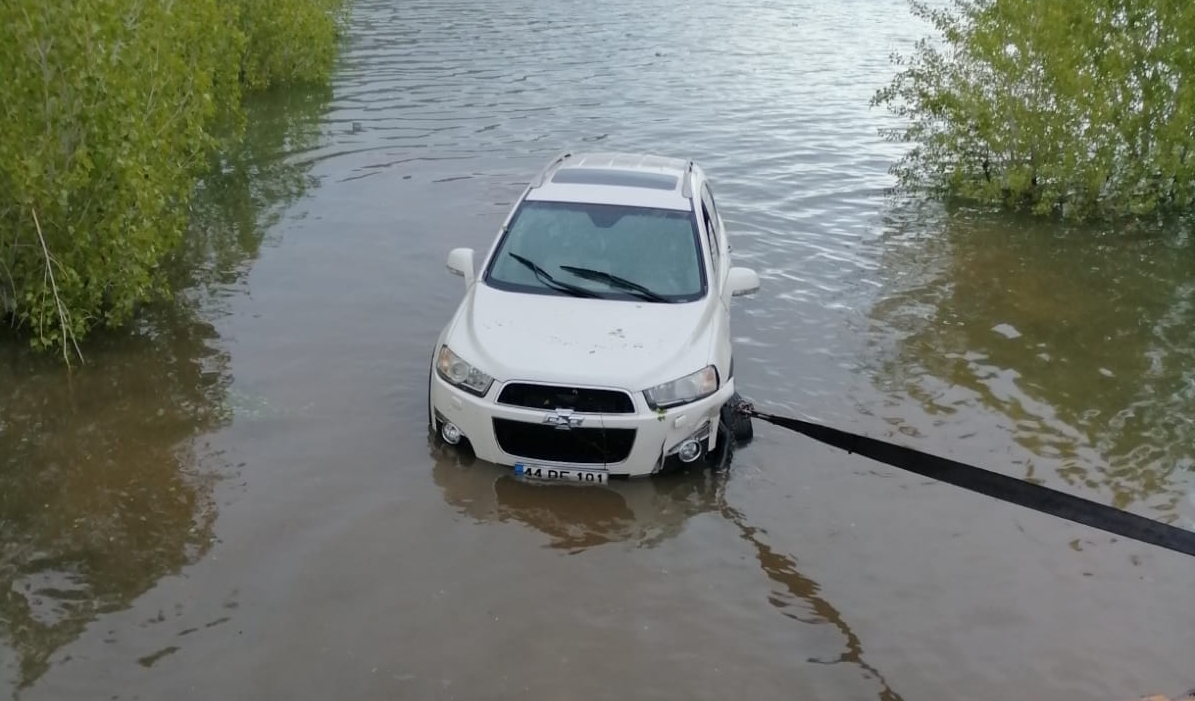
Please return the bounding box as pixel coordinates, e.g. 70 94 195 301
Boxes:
483 200 706 303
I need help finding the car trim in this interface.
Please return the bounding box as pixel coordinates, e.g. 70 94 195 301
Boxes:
680 159 696 198
530 151 572 187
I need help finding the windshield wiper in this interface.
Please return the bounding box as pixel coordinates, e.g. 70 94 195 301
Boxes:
559 265 671 303
508 253 601 299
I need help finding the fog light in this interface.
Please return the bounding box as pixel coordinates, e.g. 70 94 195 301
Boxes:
441 421 463 445
677 439 702 463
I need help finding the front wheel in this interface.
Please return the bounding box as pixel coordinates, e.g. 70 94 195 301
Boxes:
721 391 754 443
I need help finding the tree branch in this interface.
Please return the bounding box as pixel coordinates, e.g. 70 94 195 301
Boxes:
32 208 84 366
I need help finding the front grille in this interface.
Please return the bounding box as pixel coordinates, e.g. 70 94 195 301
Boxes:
497 383 635 414
492 418 636 464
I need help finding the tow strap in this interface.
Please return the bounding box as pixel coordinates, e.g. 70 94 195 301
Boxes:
734 400 1195 559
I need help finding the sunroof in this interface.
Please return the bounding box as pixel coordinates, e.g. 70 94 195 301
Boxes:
551 168 679 190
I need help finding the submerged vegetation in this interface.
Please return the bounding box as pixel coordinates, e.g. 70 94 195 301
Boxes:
0 0 349 359
873 0 1195 221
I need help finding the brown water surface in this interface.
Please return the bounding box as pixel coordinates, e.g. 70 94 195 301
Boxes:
2 0 1193 699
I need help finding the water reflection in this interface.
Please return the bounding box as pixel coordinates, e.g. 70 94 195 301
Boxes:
430 443 902 700
0 84 332 694
429 441 725 552
169 84 333 294
866 203 1195 517
718 503 904 701
0 312 228 693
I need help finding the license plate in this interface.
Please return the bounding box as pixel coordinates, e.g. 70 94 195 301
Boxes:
514 463 607 484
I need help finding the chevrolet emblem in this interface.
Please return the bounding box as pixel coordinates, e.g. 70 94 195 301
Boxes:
542 409 584 430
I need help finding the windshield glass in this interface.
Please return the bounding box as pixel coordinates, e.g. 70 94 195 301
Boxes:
483 200 706 303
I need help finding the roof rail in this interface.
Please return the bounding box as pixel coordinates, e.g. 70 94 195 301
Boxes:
680 160 696 198
530 151 572 187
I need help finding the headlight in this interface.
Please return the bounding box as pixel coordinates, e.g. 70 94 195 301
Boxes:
643 365 718 410
436 345 494 396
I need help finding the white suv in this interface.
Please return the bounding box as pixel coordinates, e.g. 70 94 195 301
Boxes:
428 151 760 481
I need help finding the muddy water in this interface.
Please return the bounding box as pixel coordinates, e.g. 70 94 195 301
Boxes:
2 0 1194 698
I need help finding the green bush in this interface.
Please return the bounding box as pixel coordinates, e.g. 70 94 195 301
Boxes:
872 0 1195 220
239 0 351 89
0 0 348 360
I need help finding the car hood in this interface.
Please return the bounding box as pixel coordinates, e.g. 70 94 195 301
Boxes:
449 283 717 391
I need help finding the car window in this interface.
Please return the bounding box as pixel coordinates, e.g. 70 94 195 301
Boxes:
700 185 722 272
699 200 719 272
484 200 706 302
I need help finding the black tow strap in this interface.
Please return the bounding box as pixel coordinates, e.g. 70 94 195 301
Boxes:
737 402 1195 559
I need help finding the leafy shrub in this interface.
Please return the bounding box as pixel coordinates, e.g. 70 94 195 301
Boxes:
0 0 347 360
872 0 1195 220
238 0 351 89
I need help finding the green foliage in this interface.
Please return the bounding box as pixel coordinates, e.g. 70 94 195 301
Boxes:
238 0 351 89
872 0 1195 220
0 0 348 359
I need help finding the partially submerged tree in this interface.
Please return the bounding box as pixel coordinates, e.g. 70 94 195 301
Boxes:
872 0 1195 220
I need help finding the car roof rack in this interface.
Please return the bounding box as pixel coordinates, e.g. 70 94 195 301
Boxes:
530 151 572 188
680 160 696 198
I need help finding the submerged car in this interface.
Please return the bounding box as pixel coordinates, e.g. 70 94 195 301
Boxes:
428 151 760 481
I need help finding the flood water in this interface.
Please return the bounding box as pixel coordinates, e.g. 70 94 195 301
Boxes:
2 0 1194 698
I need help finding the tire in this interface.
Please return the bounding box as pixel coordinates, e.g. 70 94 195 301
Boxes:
721 391 754 443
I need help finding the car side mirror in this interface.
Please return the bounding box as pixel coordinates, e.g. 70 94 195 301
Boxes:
446 247 475 286
726 267 760 297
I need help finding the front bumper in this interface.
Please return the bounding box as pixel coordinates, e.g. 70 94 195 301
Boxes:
429 371 735 477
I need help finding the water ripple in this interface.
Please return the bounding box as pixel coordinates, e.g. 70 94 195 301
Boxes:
305 0 1195 524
